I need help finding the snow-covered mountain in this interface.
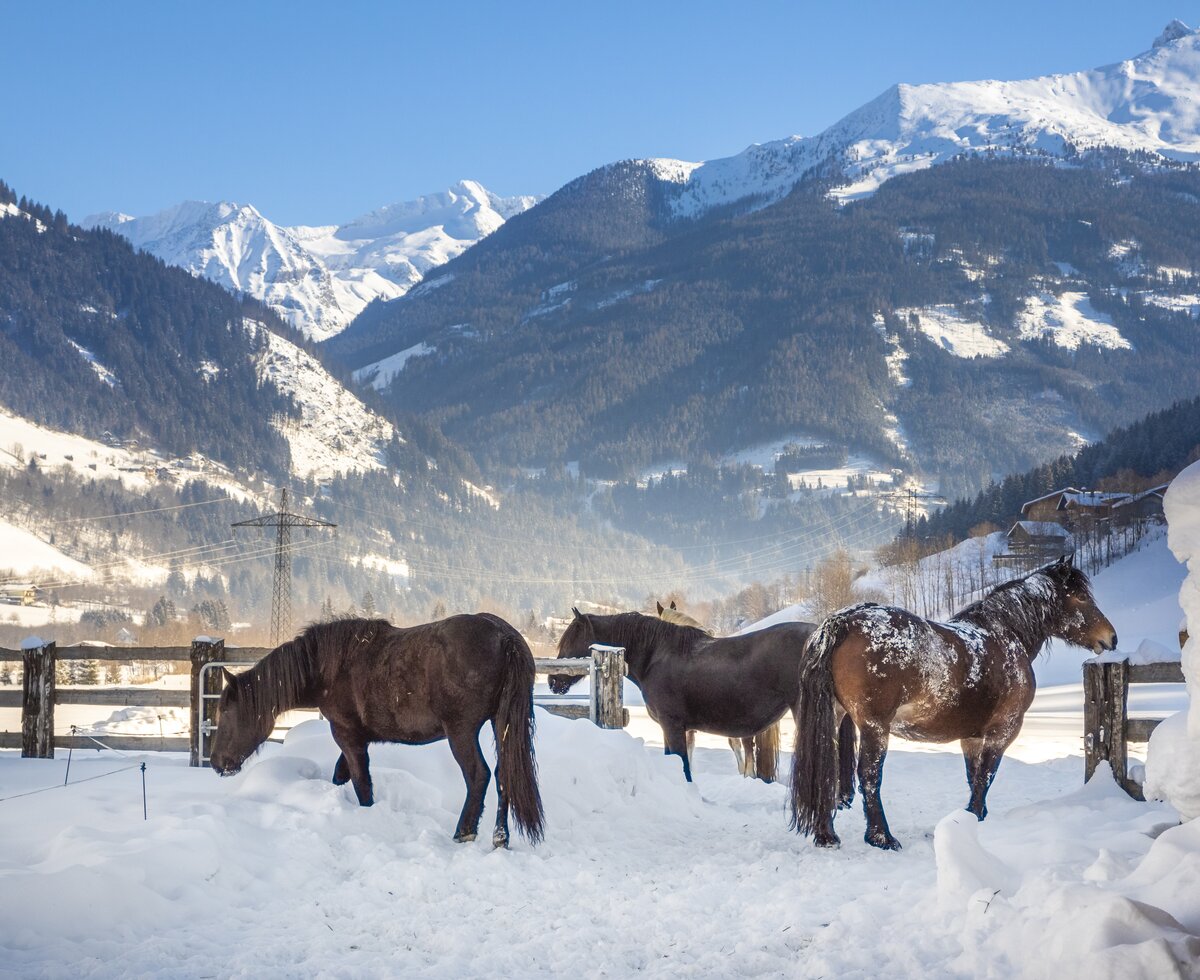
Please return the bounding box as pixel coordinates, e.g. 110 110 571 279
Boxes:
649 20 1200 216
86 180 538 341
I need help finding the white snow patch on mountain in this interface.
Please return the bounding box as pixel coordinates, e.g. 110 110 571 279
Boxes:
650 22 1200 218
0 520 93 580
1142 292 1200 317
244 321 397 477
65 340 119 387
85 181 538 341
897 305 1010 358
1017 292 1132 350
352 343 436 391
873 313 912 385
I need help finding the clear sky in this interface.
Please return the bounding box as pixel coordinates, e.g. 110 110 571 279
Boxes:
1 1 1193 226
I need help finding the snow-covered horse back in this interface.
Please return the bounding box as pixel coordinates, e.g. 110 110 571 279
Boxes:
549 608 855 785
209 614 544 848
790 555 1117 851
656 600 782 783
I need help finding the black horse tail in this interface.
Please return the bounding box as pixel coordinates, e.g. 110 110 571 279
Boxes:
754 723 780 783
494 630 545 844
789 612 852 837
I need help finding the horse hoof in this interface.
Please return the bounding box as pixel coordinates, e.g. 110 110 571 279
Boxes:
491 830 509 850
837 796 854 810
453 832 477 844
814 833 841 849
866 833 902 851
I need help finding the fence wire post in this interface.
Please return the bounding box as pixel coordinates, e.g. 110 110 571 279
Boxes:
141 762 147 820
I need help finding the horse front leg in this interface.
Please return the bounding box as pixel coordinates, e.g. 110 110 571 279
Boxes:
967 728 1016 821
858 722 900 850
330 725 373 807
446 725 491 843
662 721 693 782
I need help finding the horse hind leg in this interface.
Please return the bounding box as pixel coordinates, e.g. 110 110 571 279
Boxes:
966 729 1015 821
729 737 751 777
836 712 857 809
446 725 491 843
490 719 510 849
858 722 901 851
753 726 780 784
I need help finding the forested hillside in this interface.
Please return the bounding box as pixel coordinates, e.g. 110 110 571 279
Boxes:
328 156 1200 499
917 395 1200 541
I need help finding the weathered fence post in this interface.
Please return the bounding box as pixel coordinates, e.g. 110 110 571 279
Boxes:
589 644 626 729
190 637 225 767
21 638 55 758
1083 658 1136 797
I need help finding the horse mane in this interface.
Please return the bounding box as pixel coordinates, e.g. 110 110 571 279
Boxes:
559 612 707 658
239 617 390 722
658 606 713 636
950 561 1092 654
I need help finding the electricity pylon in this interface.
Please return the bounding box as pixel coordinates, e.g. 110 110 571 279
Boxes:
233 488 335 645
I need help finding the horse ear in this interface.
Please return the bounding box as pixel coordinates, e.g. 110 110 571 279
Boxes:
572 606 581 619
670 600 678 610
221 667 237 688
656 601 664 615
1065 551 1075 568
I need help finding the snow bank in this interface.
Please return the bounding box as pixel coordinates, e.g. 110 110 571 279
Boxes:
1145 460 1200 817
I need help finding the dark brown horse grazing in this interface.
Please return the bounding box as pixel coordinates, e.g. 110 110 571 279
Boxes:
550 608 857 790
656 600 781 782
790 556 1117 851
209 615 544 848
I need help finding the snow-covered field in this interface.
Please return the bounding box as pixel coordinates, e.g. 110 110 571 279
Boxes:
0 530 1194 977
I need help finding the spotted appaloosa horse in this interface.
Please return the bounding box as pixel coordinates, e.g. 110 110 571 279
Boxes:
657 601 781 782
790 556 1117 851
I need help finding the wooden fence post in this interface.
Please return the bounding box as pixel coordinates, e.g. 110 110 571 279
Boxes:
589 644 626 729
21 639 55 758
1083 659 1137 797
190 637 225 767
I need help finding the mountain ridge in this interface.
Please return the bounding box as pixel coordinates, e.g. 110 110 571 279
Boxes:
85 180 540 341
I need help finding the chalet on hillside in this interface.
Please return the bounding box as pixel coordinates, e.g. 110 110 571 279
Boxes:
1005 521 1074 560
1111 483 1170 525
1020 487 1132 527
0 584 40 606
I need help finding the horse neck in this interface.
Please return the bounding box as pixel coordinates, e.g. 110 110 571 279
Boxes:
952 583 1056 658
246 639 320 717
588 615 659 680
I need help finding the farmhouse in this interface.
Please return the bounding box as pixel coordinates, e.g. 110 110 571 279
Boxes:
1020 487 1133 527
1111 483 1170 525
0 583 40 606
1006 520 1074 560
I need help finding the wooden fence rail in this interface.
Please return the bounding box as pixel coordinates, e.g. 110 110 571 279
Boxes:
2 639 627 766
1083 657 1185 799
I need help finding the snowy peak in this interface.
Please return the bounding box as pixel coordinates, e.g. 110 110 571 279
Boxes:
652 25 1200 217
85 182 539 341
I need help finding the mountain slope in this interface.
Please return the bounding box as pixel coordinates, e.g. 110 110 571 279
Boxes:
327 25 1200 499
87 180 538 341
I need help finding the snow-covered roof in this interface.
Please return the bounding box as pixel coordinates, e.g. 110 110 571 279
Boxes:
1059 491 1132 508
1009 521 1072 539
1112 483 1171 508
1022 487 1080 511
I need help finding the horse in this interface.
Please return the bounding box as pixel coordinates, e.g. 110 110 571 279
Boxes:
209 614 544 848
656 600 782 782
789 555 1117 851
549 608 857 788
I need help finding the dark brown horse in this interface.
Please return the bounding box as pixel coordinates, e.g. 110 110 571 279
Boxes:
550 608 856 789
210 615 544 848
790 556 1117 851
657 600 781 782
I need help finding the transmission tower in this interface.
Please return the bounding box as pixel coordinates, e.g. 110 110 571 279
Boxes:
884 486 944 538
233 488 336 645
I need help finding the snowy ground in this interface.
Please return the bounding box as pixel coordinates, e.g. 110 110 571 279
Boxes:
0 707 1194 979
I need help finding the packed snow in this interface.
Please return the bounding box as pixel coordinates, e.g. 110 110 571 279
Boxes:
1016 292 1132 351
86 181 539 341
1145 460 1200 820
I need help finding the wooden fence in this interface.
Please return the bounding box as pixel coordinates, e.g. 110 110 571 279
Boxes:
1 638 626 767
1083 657 1185 799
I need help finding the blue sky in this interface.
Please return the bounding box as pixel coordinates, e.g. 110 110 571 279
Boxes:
1 1 1192 225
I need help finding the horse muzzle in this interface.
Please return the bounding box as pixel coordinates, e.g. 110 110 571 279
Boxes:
1092 631 1118 654
547 674 573 695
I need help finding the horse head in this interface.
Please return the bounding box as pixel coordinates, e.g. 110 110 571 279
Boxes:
549 608 593 694
1042 556 1118 654
209 668 275 776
